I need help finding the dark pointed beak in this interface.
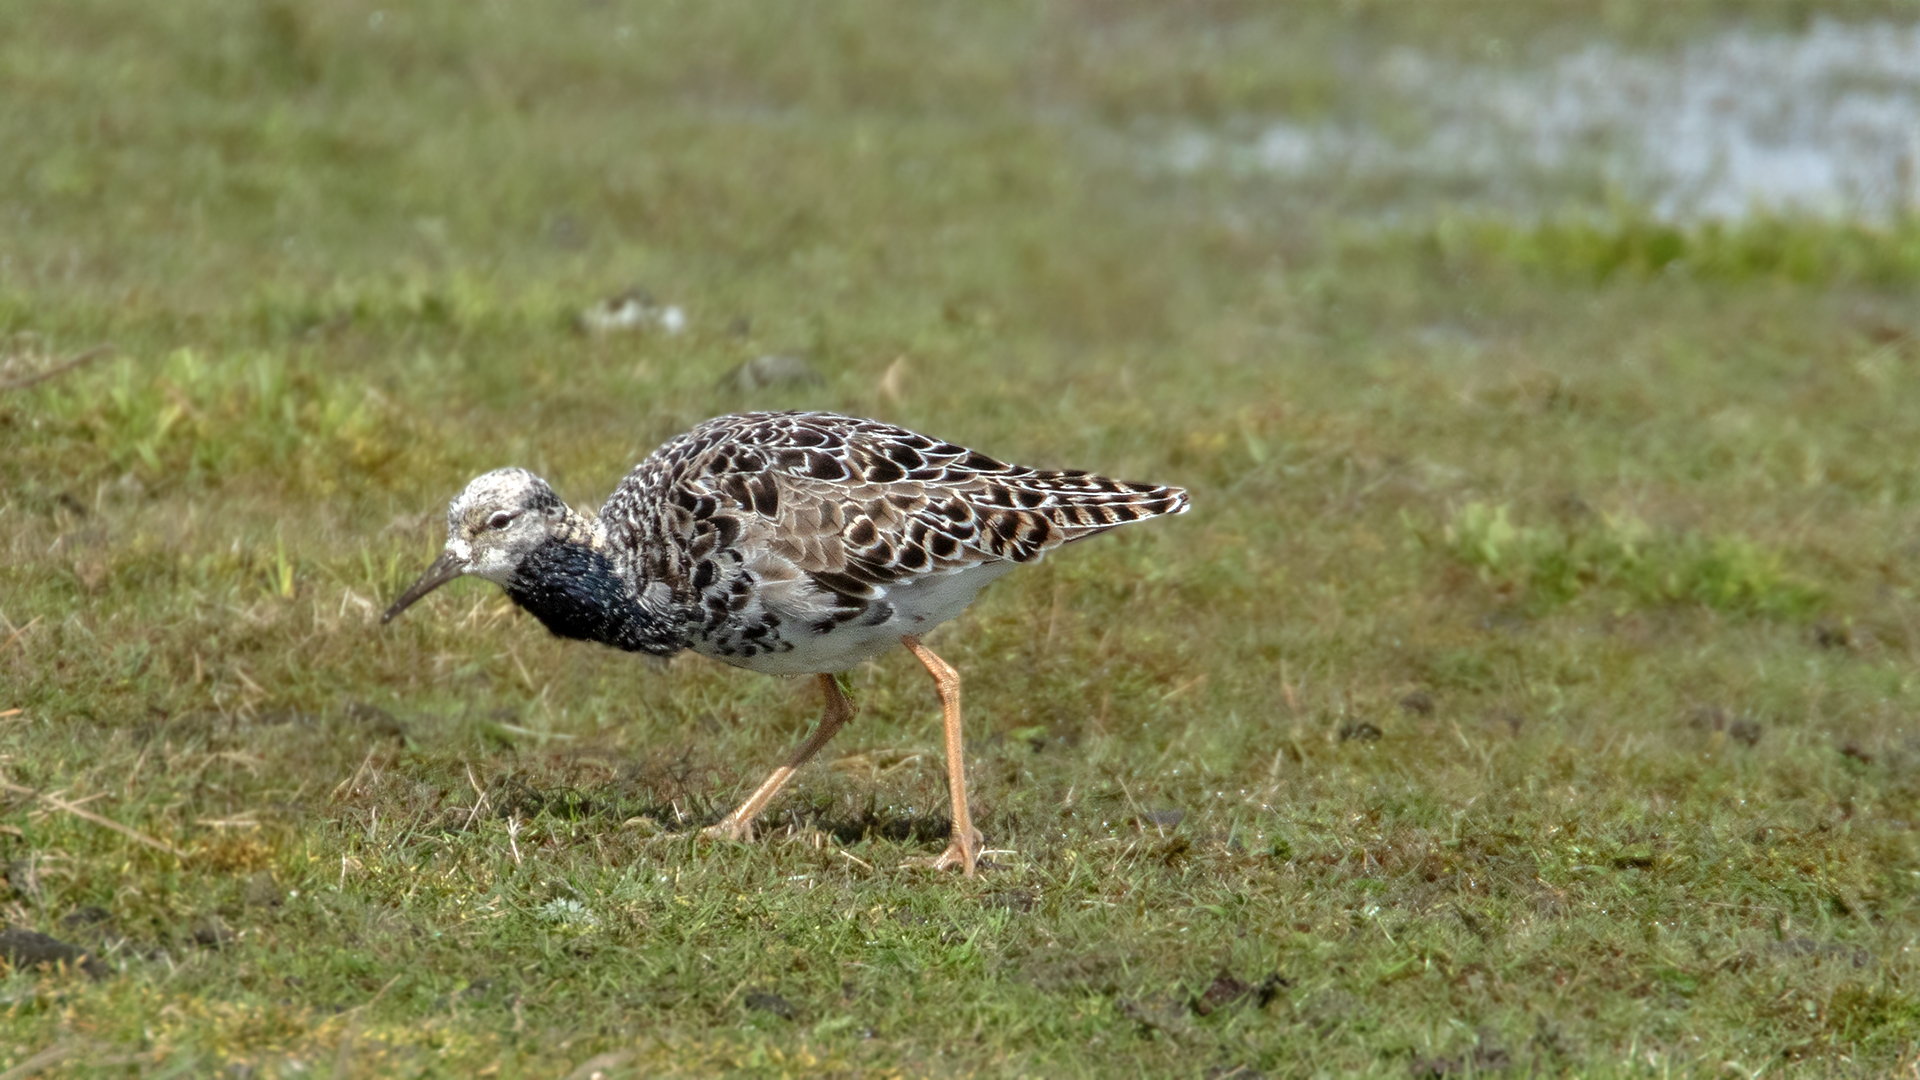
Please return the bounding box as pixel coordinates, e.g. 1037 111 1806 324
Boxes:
382 549 468 624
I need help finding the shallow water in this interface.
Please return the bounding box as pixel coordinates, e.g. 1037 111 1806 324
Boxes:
1162 19 1920 224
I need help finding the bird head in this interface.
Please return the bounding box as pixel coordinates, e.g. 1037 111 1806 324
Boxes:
382 468 568 623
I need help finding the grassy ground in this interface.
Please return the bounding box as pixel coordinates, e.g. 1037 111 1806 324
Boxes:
4 1 1920 1075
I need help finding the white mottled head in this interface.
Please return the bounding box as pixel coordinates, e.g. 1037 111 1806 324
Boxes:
382 468 571 622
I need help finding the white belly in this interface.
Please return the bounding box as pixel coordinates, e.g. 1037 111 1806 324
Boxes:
709 561 1019 676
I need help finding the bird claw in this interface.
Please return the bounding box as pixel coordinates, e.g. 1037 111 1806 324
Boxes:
901 828 985 876
701 820 753 844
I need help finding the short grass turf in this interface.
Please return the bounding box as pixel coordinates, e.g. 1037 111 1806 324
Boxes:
3 1 1920 1076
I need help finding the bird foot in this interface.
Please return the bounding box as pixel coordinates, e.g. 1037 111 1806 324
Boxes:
901 828 984 877
701 819 754 844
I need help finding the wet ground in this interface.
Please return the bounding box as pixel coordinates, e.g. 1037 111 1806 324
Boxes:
1159 18 1920 224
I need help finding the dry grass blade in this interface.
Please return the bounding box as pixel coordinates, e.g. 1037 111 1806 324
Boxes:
0 617 42 657
0 778 181 856
0 345 114 392
0 1043 75 1080
40 792 182 856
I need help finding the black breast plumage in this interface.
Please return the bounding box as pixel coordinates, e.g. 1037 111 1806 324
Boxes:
506 537 684 656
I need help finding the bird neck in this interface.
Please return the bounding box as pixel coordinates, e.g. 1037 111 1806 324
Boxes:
505 525 683 656
551 504 601 549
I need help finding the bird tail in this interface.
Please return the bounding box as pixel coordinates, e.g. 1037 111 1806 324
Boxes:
937 469 1189 563
970 470 1189 550
1023 471 1188 529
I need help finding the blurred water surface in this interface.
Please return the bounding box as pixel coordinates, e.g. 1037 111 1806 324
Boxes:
1161 18 1920 224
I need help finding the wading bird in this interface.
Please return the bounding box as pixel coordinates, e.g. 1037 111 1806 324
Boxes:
382 411 1187 875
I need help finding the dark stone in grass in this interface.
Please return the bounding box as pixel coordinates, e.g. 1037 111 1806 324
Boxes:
1191 972 1248 1016
1190 970 1289 1016
192 916 235 948
57 908 119 951
1155 835 1193 865
744 991 797 1020
1399 691 1435 716
61 906 111 930
1812 623 1853 650
985 889 1037 913
0 928 107 978
1338 722 1382 743
1254 974 1289 1007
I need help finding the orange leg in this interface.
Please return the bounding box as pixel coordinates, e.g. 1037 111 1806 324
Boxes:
901 635 981 876
703 673 856 842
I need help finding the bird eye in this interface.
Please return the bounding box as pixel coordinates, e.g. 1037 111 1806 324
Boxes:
487 511 517 530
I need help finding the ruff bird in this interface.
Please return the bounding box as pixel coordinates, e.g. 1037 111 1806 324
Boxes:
382 411 1188 875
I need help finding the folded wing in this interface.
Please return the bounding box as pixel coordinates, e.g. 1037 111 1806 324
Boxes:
691 412 1189 604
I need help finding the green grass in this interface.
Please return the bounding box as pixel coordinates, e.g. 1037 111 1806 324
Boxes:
1428 501 1825 619
3 1 1920 1076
